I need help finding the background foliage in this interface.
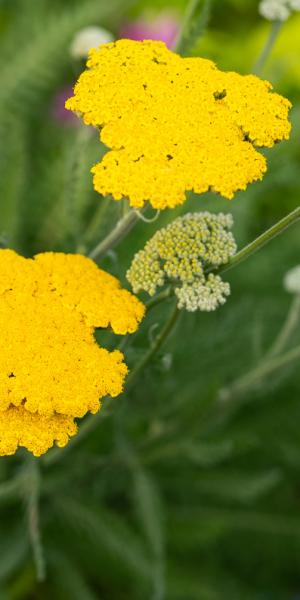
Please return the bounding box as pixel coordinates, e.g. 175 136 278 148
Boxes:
0 0 300 598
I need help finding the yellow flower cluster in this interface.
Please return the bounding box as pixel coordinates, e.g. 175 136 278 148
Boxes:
66 39 291 209
0 250 144 457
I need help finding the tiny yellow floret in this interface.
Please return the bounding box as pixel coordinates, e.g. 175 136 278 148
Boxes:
0 250 145 457
66 39 291 209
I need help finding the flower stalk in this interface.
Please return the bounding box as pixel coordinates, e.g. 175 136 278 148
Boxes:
23 458 46 582
88 209 140 261
219 343 300 402
267 294 300 357
253 20 283 74
216 207 300 276
126 302 180 390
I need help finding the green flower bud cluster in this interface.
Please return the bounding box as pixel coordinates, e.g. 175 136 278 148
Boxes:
127 212 237 312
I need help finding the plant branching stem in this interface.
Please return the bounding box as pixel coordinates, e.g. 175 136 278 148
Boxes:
216 207 300 276
80 196 111 250
44 206 300 464
218 292 300 403
219 343 300 402
253 20 283 74
145 287 173 312
88 209 139 261
267 294 300 358
126 302 180 390
24 459 46 582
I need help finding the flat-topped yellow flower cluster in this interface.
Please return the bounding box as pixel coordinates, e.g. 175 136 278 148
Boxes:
0 250 144 457
66 39 291 209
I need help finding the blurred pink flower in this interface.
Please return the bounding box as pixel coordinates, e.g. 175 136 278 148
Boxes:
51 85 78 126
119 11 180 49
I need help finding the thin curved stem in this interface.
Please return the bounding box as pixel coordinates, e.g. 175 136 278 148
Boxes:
42 405 111 467
88 209 139 261
175 0 212 56
219 343 300 403
23 459 46 582
215 207 300 277
0 475 23 502
253 20 283 74
218 293 300 403
79 196 111 250
117 288 174 353
145 287 173 312
267 294 300 358
126 302 180 390
134 208 160 223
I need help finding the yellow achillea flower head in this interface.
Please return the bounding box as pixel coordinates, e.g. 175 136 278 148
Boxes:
0 250 144 457
66 39 291 209
0 408 77 458
127 212 236 311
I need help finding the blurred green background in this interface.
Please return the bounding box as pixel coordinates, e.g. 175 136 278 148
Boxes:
0 0 300 598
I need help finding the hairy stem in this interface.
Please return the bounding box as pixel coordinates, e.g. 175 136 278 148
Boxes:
79 195 111 251
216 207 300 276
267 294 300 358
218 293 300 403
146 287 173 312
219 343 300 402
126 302 180 389
253 20 283 74
88 209 139 261
175 0 212 55
23 459 46 582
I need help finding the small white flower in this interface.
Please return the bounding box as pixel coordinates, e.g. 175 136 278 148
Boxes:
70 26 114 59
283 265 300 294
289 0 300 9
259 0 290 21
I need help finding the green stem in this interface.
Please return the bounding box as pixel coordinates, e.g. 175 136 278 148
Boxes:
24 458 46 582
218 293 300 403
136 207 300 314
117 288 174 353
175 0 212 56
145 287 173 312
79 195 111 250
267 294 300 358
45 208 300 464
216 207 300 276
253 20 283 74
0 475 23 502
126 302 180 390
88 209 139 261
42 405 111 467
219 343 300 402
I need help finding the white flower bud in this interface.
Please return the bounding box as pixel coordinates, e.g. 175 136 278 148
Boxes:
283 265 300 294
70 26 114 59
127 211 236 312
289 0 300 10
259 0 291 21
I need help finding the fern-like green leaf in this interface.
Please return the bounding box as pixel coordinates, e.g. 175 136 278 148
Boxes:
55 496 152 581
175 0 213 56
